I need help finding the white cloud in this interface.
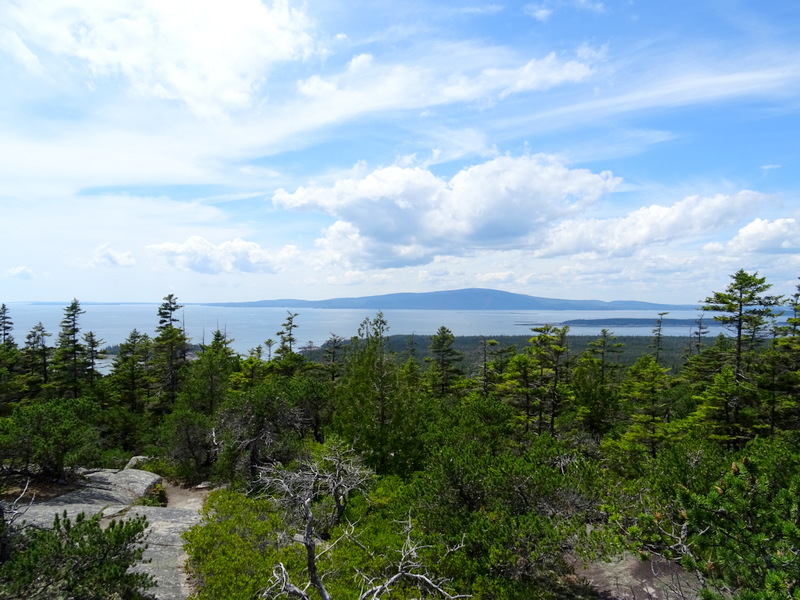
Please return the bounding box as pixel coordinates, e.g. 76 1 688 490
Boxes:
476 271 515 283
458 5 504 15
524 5 553 21
535 191 768 257
524 0 603 21
89 244 136 268
2 0 318 117
0 29 43 73
274 154 620 267
498 53 594 98
277 43 598 125
709 218 800 254
348 53 373 71
4 266 34 280
148 236 276 274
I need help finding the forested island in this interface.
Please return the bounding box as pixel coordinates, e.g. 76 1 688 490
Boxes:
1 269 799 599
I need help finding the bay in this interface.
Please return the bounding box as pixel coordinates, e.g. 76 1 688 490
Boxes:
5 302 714 356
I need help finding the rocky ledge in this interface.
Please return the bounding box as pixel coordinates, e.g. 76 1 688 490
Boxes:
17 468 206 600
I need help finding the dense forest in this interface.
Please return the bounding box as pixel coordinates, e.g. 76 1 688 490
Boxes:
2 269 800 599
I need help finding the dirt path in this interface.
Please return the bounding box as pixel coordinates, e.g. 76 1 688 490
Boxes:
163 481 209 511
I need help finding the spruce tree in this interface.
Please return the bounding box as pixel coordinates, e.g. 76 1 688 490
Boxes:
52 299 86 398
152 294 189 414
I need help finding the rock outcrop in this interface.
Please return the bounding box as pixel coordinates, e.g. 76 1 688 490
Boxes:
17 469 205 600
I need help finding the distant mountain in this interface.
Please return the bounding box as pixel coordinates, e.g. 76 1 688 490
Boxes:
202 288 695 311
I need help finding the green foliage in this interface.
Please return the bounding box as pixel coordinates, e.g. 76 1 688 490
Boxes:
211 376 309 485
185 445 465 600
677 438 800 597
136 456 181 481
0 511 154 600
425 325 464 398
135 483 168 507
151 294 189 414
183 490 288 600
159 404 213 483
0 396 99 478
616 436 800 599
332 313 431 476
416 394 612 598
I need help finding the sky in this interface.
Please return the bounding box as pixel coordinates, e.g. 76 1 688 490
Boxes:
1 0 800 305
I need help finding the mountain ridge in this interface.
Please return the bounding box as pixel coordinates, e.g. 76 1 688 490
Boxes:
201 288 695 311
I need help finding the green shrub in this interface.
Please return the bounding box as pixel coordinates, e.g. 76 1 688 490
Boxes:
136 483 168 507
0 511 154 599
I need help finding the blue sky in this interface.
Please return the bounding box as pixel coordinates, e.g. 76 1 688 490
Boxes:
2 0 799 304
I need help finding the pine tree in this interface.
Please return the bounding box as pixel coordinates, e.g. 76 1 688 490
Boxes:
0 304 14 348
426 325 463 399
51 299 86 398
702 269 782 381
21 322 51 398
152 294 189 414
528 324 571 434
700 270 784 446
0 304 20 409
109 329 153 413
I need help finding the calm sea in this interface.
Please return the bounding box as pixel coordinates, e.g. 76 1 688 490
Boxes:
4 302 714 355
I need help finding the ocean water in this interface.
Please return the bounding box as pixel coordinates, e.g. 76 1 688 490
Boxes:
4 302 715 355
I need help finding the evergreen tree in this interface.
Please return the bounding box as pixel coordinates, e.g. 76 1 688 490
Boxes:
152 294 189 414
51 299 86 398
332 313 427 476
702 269 782 381
109 329 153 414
0 304 14 348
82 331 104 393
20 322 51 398
528 324 571 434
426 325 463 399
499 352 540 432
181 329 238 415
605 354 672 474
322 333 345 382
0 305 20 410
271 312 306 376
700 270 784 447
586 328 624 386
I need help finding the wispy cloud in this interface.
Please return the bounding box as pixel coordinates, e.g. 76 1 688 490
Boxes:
2 0 319 117
4 266 34 280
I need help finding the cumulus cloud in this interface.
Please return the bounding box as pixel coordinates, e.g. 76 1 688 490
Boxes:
274 154 620 268
148 236 276 274
707 218 800 254
89 243 135 267
4 266 34 280
3 0 317 117
534 191 768 258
